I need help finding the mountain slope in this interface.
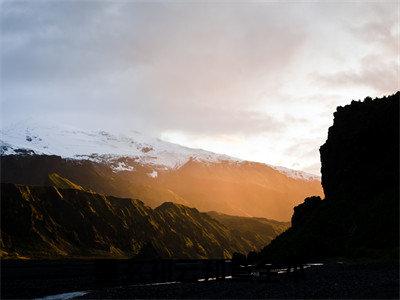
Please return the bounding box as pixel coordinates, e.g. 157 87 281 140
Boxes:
48 173 84 190
260 92 399 261
0 122 323 220
207 211 289 250
0 183 286 259
0 155 322 220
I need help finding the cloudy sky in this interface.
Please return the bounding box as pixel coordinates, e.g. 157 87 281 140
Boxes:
1 1 398 174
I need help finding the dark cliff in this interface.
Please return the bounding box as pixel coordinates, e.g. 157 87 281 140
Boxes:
261 92 399 261
320 93 399 202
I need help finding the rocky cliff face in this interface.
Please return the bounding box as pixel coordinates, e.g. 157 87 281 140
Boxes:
260 92 399 261
0 182 288 259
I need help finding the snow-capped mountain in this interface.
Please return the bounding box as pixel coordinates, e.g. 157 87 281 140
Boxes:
0 120 235 168
1 120 323 220
0 120 319 180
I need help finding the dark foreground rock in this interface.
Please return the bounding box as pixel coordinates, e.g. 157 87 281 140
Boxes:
261 92 399 262
81 262 399 299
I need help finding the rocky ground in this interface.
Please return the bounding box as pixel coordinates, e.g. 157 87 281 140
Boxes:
80 262 399 299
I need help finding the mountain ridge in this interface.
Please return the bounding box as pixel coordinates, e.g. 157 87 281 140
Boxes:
0 182 289 259
0 155 323 220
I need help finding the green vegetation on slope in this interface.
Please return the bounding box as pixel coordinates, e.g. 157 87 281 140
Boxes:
48 173 84 190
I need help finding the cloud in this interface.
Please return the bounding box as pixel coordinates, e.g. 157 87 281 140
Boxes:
1 1 306 135
312 54 397 95
349 3 398 56
1 1 398 174
310 3 399 96
302 162 321 175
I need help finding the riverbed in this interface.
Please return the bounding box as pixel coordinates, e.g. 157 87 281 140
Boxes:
1 260 398 299
80 262 399 299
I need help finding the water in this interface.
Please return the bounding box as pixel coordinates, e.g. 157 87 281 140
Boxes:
262 262 325 275
36 263 325 299
198 275 233 282
36 291 88 300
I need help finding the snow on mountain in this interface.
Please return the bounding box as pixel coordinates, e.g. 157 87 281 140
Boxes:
148 170 158 178
0 120 237 169
269 165 320 181
0 120 320 181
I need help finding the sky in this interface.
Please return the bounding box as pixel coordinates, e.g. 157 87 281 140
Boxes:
1 1 398 175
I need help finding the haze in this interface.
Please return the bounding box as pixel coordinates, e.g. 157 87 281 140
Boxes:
1 1 398 174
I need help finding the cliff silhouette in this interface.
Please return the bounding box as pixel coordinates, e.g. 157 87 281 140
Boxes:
260 92 399 261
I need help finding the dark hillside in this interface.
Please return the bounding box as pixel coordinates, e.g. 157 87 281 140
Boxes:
207 211 288 249
0 183 283 259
